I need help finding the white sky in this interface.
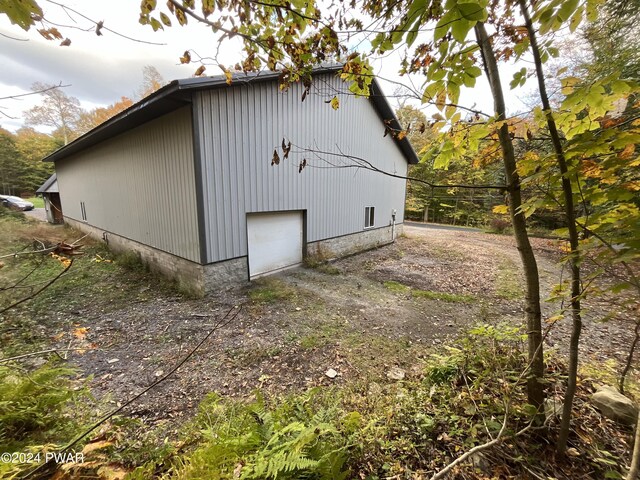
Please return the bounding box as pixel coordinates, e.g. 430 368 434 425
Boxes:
0 1 530 133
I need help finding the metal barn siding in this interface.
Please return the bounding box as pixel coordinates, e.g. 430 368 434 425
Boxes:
55 107 201 262
195 74 408 263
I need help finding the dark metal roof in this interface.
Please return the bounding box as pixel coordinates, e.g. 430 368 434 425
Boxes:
36 173 57 194
43 65 418 164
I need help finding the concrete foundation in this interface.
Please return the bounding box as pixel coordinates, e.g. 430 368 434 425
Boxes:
204 257 249 290
64 217 402 295
307 223 402 260
64 217 206 296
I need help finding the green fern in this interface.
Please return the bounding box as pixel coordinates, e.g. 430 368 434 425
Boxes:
168 390 353 480
0 361 87 450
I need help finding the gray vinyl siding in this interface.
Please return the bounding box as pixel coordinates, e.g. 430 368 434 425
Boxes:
195 74 408 263
55 107 200 262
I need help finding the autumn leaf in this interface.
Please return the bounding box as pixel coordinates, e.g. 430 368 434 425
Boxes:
492 205 509 215
82 440 113 455
73 327 88 339
60 38 71 46
194 65 206 76
271 149 280 165
38 27 63 40
619 144 635 160
180 50 191 64
328 96 339 110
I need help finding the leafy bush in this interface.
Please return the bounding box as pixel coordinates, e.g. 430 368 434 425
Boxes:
488 217 510 234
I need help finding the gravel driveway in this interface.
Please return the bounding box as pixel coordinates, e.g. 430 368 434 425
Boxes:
23 208 47 222
44 225 637 423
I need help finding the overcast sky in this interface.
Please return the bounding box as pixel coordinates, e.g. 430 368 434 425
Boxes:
0 1 528 133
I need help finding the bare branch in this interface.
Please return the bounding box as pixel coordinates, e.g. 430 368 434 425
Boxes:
289 141 507 190
44 0 166 45
0 83 71 102
0 31 29 41
0 260 73 315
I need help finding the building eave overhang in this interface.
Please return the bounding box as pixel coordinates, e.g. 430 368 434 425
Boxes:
43 64 418 165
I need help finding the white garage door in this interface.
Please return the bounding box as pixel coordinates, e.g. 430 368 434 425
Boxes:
247 212 303 278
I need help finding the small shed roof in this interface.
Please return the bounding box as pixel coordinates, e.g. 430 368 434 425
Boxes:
43 65 419 165
36 173 58 194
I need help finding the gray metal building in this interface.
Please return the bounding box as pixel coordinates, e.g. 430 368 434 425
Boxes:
45 66 418 294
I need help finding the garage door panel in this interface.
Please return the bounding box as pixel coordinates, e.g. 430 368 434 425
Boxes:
247 212 303 277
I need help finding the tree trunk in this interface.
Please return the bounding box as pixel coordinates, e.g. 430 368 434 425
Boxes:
518 0 583 453
474 22 545 413
423 205 429 223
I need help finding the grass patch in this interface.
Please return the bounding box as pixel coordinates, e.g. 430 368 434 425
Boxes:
298 320 345 350
384 280 475 303
411 289 475 303
248 278 298 304
24 197 45 209
316 264 340 275
0 215 176 357
495 259 524 299
383 280 411 293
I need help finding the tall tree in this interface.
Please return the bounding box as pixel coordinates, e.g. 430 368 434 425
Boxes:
136 65 165 99
23 82 82 145
0 128 26 195
14 127 57 192
76 96 133 135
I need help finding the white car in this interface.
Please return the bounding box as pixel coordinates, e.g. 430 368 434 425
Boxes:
0 195 34 211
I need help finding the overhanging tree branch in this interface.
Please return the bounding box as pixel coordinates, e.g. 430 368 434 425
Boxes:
288 141 508 190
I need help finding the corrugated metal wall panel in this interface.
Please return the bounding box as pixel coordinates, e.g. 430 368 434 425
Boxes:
55 107 200 262
196 74 409 263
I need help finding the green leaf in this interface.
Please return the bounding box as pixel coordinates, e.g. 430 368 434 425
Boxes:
557 0 579 22
457 2 487 21
0 0 43 30
149 17 163 31
451 18 473 42
160 12 172 26
434 11 454 40
569 6 583 32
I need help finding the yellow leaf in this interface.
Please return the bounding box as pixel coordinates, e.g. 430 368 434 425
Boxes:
82 440 113 455
620 143 635 160
96 464 129 480
179 50 191 64
492 205 509 215
73 327 88 339
330 96 340 110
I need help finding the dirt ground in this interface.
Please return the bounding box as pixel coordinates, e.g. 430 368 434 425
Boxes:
46 225 638 425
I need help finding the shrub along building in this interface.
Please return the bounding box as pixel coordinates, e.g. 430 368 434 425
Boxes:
44 66 418 295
